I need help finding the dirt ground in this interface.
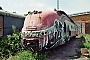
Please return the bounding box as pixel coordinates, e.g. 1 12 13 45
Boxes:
47 36 89 60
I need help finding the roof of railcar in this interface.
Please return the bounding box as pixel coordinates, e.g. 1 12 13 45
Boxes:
68 11 90 17
58 10 75 24
0 10 25 19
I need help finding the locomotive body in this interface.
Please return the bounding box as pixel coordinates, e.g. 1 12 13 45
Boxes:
21 10 78 51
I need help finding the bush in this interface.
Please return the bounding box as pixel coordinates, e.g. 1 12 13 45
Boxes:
83 34 90 49
8 50 48 60
78 36 85 48
0 32 22 58
0 6 3 10
33 51 48 60
0 25 50 60
14 50 35 60
0 25 22 58
79 34 90 49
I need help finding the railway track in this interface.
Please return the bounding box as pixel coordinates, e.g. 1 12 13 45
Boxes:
47 37 81 60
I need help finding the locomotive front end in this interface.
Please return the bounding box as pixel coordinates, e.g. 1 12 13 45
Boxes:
21 28 48 51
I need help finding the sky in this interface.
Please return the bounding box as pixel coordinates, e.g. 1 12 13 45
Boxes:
0 0 90 15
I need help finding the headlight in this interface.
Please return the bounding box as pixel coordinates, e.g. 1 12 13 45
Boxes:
22 31 47 38
32 32 40 37
41 32 44 35
44 31 47 35
29 31 32 37
21 32 25 37
40 30 48 36
26 32 30 37
36 32 40 37
25 32 29 37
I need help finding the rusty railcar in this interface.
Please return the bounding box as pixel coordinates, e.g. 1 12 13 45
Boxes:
0 10 25 37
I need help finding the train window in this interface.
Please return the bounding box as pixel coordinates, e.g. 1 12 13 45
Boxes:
75 27 77 30
55 21 58 28
67 25 69 31
75 27 76 30
71 25 72 29
59 22 62 28
71 25 74 29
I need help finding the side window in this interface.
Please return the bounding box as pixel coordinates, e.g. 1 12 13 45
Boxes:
64 22 66 33
59 22 62 28
71 25 72 29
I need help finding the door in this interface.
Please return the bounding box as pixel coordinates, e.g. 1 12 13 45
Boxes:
0 16 3 37
85 23 90 34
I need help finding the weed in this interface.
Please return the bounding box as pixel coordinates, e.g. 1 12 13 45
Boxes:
0 26 22 59
8 50 48 60
78 36 85 48
67 53 74 57
14 50 35 60
78 34 90 58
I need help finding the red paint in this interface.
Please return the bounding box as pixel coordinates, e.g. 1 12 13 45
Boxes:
22 10 60 31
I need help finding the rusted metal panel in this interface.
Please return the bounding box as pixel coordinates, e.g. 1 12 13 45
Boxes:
0 15 3 37
82 22 85 34
4 16 24 36
85 23 90 34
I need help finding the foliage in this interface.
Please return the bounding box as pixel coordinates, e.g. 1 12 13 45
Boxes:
12 25 16 33
28 11 31 14
68 53 74 57
33 51 48 60
79 34 90 49
13 12 16 13
24 14 28 16
14 50 35 60
0 33 22 58
0 25 50 60
0 6 3 10
0 25 22 58
83 34 90 49
24 11 31 16
78 36 85 48
8 50 48 60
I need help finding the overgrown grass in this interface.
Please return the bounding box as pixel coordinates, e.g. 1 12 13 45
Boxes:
8 50 49 60
68 53 74 57
8 50 35 60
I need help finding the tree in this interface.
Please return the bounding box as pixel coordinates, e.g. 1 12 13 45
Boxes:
13 12 16 13
24 11 31 16
28 11 31 14
0 6 3 10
